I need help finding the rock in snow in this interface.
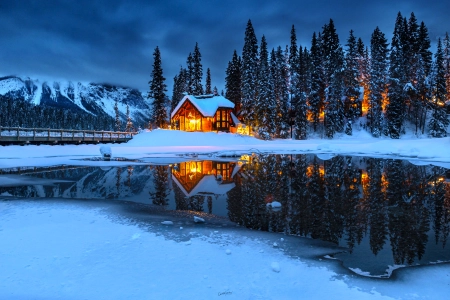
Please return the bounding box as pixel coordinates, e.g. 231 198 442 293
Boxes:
270 201 282 208
161 221 173 225
271 262 280 273
194 216 205 223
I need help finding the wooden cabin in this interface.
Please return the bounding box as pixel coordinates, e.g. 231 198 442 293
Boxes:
171 95 238 132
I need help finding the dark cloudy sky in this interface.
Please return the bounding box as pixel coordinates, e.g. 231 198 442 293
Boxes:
1 0 449 94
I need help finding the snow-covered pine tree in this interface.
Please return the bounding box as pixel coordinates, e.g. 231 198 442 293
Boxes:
125 103 133 132
241 19 259 128
114 99 121 131
274 46 290 138
322 19 345 138
443 32 450 101
293 46 309 140
186 52 194 95
387 12 408 138
171 67 188 114
205 68 212 94
344 30 361 135
148 46 168 129
256 36 276 140
418 22 432 77
429 39 449 137
369 27 389 137
356 39 371 113
225 50 242 111
192 42 204 95
309 32 324 132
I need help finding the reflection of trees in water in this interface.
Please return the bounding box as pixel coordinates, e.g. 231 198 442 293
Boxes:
226 154 450 265
150 166 170 206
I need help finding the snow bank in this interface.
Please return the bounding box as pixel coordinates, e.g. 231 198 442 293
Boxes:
1 129 450 169
1 200 449 299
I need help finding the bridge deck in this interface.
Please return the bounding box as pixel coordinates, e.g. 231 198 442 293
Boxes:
0 127 134 145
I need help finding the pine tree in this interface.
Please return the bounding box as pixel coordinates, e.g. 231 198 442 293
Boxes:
293 46 309 140
309 32 324 131
125 103 133 132
171 67 188 114
322 19 345 138
225 50 242 111
148 46 168 129
205 68 212 94
192 42 204 95
429 39 449 137
443 32 450 101
256 36 276 140
186 52 194 95
274 46 290 138
356 39 371 113
241 19 259 127
387 12 408 138
369 27 389 137
114 99 121 131
418 22 433 76
344 30 361 135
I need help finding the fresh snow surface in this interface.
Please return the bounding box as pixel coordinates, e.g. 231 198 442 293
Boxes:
2 129 450 169
1 200 449 299
170 95 235 118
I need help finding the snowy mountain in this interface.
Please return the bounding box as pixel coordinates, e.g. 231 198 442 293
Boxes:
0 76 151 127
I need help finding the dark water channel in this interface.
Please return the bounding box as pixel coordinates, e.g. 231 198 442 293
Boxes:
1 154 450 277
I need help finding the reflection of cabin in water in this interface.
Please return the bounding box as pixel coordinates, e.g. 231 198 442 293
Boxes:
171 160 239 197
171 95 239 132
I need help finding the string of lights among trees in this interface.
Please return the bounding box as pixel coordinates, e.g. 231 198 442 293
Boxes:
148 12 450 140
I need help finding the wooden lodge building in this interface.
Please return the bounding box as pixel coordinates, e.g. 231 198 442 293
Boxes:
171 94 241 133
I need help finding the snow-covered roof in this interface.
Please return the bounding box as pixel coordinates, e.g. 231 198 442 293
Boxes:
172 174 235 197
171 95 235 118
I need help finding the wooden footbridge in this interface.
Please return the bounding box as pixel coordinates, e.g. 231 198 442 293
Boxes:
0 127 135 145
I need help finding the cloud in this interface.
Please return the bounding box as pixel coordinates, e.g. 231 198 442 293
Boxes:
0 0 448 94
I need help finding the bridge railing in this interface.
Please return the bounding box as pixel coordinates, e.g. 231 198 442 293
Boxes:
0 127 135 144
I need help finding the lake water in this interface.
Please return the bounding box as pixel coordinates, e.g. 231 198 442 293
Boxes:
1 153 449 277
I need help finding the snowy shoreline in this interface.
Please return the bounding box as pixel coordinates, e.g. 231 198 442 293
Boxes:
1 129 450 169
1 199 449 299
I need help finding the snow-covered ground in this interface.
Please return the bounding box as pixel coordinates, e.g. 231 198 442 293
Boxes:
1 200 449 299
1 129 450 299
1 128 450 169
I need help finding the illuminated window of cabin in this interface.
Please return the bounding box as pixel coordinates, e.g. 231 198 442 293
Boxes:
215 109 229 130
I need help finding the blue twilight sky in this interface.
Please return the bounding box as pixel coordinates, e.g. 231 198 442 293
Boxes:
0 0 449 94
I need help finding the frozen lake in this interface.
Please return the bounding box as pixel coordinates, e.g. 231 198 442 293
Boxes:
1 153 449 279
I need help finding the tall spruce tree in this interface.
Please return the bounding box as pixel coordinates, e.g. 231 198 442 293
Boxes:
171 67 188 114
148 46 168 128
309 32 324 131
429 39 449 137
443 32 450 100
387 12 408 138
369 27 389 137
192 42 204 95
225 50 242 111
293 46 309 140
274 46 290 138
241 19 259 127
186 52 194 94
322 19 345 138
114 99 121 131
344 30 361 135
256 36 276 140
205 68 212 94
